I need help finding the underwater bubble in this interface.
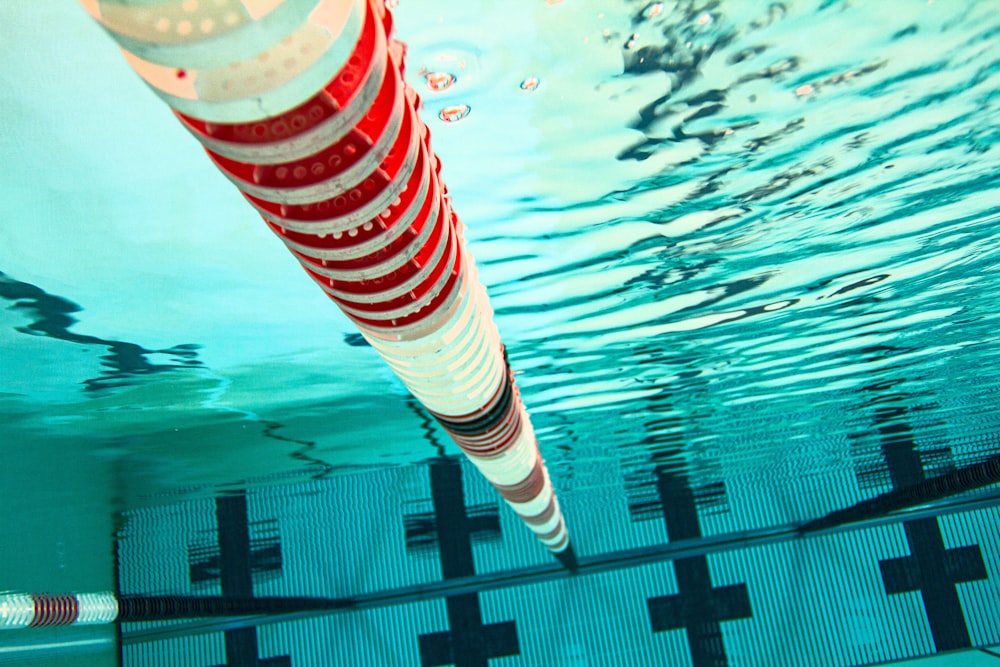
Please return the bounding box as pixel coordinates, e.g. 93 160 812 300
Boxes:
643 3 664 19
519 77 540 92
424 71 456 92
625 33 639 50
438 104 471 123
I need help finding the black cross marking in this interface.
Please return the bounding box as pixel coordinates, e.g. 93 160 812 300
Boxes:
209 493 291 667
647 469 751 667
419 595 519 667
874 416 988 652
412 457 520 667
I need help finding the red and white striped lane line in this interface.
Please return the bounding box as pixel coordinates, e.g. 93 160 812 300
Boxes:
82 0 367 124
359 254 570 552
80 0 570 555
0 593 118 629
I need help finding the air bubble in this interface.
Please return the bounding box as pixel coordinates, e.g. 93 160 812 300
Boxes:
643 3 663 18
438 104 471 123
423 71 456 92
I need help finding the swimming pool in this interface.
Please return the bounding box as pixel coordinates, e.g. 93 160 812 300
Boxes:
1 0 998 665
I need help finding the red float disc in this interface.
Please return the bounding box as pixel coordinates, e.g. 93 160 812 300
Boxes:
174 0 383 163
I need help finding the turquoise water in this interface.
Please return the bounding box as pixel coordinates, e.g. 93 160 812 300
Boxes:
1 0 999 665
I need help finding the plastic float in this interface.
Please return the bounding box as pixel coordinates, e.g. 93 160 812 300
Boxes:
0 592 338 628
77 0 574 565
0 593 119 629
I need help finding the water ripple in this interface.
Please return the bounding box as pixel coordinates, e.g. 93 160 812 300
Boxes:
445 0 1000 489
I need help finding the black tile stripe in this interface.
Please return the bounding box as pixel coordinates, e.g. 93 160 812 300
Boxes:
211 493 292 667
413 458 520 667
871 408 988 652
647 469 751 667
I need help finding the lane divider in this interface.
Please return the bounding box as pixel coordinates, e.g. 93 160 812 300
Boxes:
80 0 574 565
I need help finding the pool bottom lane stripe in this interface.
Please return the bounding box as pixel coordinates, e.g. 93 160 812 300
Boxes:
870 409 989 653
212 493 291 667
646 468 752 667
413 457 521 667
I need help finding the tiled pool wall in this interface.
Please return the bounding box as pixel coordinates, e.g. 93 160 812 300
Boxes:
117 457 999 666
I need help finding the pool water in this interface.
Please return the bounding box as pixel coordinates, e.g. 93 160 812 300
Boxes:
1 0 999 665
